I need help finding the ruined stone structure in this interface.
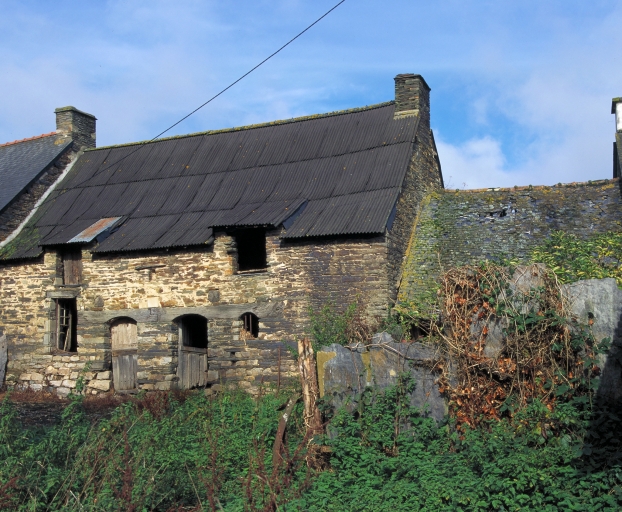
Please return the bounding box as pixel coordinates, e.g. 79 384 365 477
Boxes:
0 74 442 395
398 179 622 306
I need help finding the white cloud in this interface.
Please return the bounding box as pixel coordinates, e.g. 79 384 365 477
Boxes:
437 136 509 190
0 0 621 191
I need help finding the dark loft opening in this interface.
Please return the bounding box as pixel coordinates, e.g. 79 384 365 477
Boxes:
56 299 77 352
410 319 431 341
178 315 208 349
241 312 259 339
61 248 82 285
235 228 267 272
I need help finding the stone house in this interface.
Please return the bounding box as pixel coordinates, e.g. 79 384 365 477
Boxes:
0 107 96 243
0 74 443 395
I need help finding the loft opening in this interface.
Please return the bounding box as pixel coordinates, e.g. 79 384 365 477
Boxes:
234 228 267 272
60 247 82 285
55 299 77 352
177 314 208 349
241 312 259 339
410 319 431 341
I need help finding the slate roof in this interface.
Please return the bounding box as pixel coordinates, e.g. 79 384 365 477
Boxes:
0 101 419 260
0 133 72 213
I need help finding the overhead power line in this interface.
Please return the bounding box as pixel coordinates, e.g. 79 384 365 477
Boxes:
71 0 347 188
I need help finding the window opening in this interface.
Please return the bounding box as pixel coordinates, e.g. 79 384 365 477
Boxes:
235 228 267 272
56 299 77 352
240 312 259 339
178 315 208 349
61 248 82 285
410 319 431 341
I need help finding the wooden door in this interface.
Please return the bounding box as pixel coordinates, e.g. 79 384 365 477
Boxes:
111 320 138 392
62 249 82 285
178 346 208 389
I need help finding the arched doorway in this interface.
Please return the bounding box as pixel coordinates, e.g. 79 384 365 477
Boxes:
175 314 208 389
110 318 138 392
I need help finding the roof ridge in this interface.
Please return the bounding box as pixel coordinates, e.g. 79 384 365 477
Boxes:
89 101 396 151
65 139 412 190
0 131 59 148
443 178 619 194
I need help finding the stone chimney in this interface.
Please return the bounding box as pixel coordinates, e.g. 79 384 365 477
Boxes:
55 106 96 151
612 98 622 178
394 74 431 127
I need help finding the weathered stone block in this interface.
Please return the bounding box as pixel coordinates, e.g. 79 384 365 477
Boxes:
87 379 110 391
562 278 622 404
318 336 445 422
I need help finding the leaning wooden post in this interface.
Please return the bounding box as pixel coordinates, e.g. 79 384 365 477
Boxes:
297 337 323 438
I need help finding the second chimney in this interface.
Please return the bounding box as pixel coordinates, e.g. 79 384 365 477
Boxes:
55 106 96 151
394 74 430 127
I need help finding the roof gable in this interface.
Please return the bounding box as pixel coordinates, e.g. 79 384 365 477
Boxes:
0 134 72 213
1 102 419 259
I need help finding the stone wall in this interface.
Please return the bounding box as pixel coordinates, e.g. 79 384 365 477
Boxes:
399 179 622 305
0 230 391 395
386 76 443 300
0 151 72 243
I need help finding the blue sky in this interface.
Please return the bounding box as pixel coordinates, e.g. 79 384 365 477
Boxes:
1 0 621 188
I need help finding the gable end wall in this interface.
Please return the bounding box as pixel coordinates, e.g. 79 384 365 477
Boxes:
386 121 443 301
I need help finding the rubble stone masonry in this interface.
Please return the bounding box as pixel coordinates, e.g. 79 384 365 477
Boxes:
0 230 390 395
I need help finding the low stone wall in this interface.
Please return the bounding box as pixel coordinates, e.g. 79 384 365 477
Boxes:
317 333 446 422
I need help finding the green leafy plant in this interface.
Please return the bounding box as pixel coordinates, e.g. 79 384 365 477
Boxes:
532 231 622 286
308 300 377 351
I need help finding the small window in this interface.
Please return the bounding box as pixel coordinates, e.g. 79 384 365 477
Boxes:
240 312 259 339
61 248 82 285
410 319 431 341
178 315 208 349
235 228 267 272
56 299 77 352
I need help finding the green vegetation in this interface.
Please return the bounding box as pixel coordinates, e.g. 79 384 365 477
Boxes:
1 376 621 510
308 300 376 351
3 245 622 510
0 389 309 510
532 231 622 286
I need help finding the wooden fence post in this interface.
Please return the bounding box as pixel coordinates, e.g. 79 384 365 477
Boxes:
297 337 323 438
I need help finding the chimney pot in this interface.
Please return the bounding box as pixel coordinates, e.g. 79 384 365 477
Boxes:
55 106 96 150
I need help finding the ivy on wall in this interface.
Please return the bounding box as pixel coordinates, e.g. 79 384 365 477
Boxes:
531 231 622 287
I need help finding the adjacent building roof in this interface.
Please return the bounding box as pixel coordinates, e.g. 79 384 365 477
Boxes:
1 101 419 260
0 133 72 213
